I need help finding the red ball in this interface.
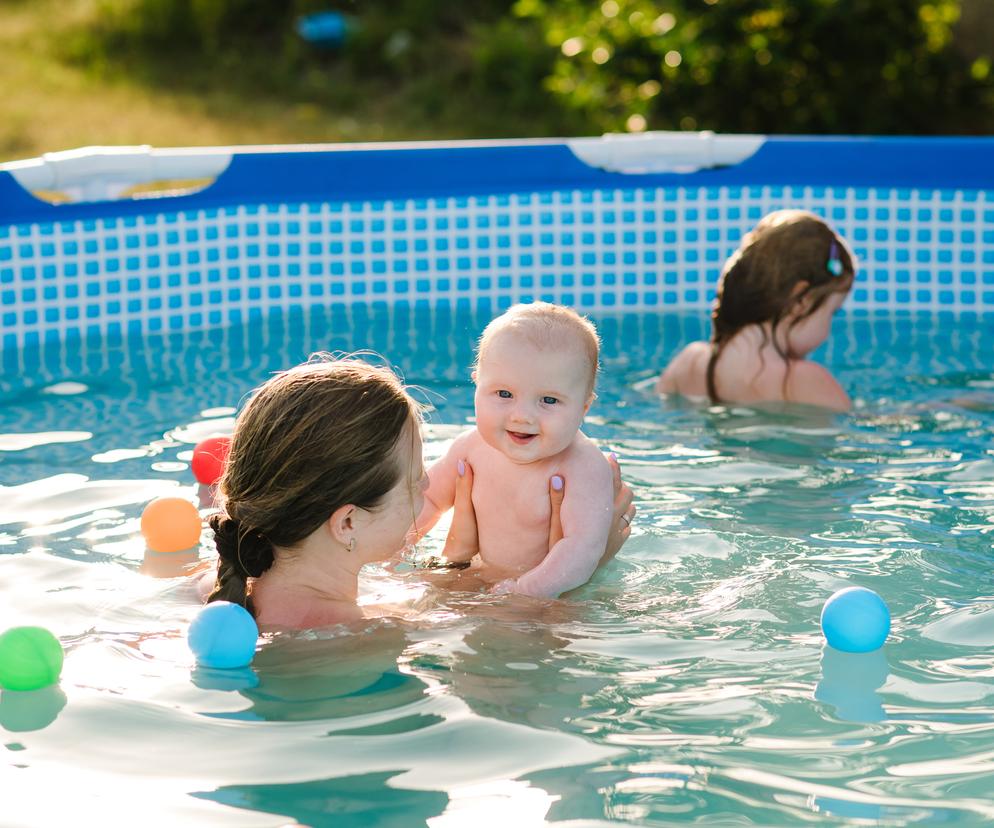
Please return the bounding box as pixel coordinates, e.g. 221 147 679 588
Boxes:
191 436 231 485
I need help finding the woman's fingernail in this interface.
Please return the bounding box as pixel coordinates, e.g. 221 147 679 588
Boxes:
457 459 466 477
551 474 564 491
609 452 617 462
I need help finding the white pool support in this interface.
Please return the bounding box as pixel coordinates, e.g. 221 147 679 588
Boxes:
0 132 766 203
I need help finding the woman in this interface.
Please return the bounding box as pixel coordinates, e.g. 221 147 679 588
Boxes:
206 355 635 629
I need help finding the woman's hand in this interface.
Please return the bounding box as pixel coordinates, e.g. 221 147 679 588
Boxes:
439 459 479 563
547 452 635 562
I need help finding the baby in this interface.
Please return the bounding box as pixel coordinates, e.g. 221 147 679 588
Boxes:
657 209 855 411
414 302 614 598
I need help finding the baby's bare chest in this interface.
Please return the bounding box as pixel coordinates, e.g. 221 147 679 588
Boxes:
470 463 551 532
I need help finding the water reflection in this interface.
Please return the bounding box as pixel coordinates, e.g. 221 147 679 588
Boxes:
0 685 67 733
814 646 889 723
232 623 428 723
193 770 449 828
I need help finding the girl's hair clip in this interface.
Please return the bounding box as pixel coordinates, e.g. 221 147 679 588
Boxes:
827 241 844 277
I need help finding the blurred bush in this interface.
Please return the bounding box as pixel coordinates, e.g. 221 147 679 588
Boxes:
514 0 994 134
87 0 306 52
70 0 994 136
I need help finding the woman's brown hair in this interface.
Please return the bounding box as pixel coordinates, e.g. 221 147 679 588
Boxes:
207 355 420 613
707 210 855 402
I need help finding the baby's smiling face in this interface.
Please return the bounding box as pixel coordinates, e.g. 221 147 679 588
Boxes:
473 333 593 465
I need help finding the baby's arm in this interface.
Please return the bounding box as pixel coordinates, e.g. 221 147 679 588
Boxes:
786 361 851 412
513 451 614 598
412 429 476 541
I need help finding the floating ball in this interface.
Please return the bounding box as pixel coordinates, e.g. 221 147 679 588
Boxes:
141 497 202 553
191 436 231 486
0 627 64 691
821 587 891 653
188 602 259 669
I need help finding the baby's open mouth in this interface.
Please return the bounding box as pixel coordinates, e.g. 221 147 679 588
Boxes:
507 430 537 444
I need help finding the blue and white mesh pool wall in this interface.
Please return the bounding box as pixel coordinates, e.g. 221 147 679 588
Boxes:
1 132 993 354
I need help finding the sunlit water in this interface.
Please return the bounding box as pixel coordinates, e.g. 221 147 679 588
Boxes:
2 305 994 827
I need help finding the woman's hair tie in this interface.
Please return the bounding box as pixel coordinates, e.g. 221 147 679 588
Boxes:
208 512 274 579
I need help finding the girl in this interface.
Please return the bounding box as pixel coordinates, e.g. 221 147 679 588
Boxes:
206 354 634 629
657 209 856 412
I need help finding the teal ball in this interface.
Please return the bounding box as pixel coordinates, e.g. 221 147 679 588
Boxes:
821 587 890 653
188 602 258 669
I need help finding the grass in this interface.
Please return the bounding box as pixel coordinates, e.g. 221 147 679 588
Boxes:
0 0 575 164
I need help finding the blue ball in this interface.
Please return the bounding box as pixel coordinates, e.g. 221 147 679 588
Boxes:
296 12 350 48
820 587 890 653
188 602 259 669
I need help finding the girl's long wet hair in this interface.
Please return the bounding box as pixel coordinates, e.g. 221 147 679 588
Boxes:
207 355 419 615
706 210 855 403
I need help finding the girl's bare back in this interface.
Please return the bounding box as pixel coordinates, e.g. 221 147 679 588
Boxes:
658 327 850 411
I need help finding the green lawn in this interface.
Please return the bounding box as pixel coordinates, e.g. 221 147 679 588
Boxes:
0 0 570 164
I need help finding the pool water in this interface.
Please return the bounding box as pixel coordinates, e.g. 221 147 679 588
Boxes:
2 305 994 826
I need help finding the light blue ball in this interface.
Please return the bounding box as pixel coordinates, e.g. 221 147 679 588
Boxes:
188 602 259 669
820 587 890 653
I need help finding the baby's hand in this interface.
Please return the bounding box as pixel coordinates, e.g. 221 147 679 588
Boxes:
491 578 516 595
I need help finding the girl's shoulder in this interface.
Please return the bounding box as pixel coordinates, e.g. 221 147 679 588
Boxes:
785 360 851 412
657 340 711 396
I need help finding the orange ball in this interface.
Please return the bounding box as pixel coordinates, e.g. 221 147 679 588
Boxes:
140 497 202 553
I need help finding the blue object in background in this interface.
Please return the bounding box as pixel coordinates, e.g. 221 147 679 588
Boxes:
821 587 891 653
296 11 351 48
188 601 259 669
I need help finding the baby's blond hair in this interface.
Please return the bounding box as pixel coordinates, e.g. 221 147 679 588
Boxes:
475 302 600 394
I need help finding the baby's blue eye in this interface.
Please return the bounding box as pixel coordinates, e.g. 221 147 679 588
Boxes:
497 390 512 398
542 396 559 405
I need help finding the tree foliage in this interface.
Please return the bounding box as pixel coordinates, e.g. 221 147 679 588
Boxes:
514 0 993 134
78 0 994 136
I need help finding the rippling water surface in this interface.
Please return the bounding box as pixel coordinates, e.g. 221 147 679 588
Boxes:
2 306 994 826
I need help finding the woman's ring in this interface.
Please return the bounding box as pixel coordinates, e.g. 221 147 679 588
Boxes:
621 513 632 527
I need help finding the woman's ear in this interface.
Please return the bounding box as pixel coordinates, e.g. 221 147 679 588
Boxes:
326 504 357 547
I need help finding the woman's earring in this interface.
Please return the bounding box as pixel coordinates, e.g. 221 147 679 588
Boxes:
348 538 356 554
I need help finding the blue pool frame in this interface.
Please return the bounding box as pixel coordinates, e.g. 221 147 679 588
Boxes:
1 135 993 352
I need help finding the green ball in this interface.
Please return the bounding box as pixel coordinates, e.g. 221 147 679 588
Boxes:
0 627 64 691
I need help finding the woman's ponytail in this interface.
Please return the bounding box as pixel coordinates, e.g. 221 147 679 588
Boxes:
206 512 275 612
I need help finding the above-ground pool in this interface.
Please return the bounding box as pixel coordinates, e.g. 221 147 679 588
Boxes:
2 135 994 826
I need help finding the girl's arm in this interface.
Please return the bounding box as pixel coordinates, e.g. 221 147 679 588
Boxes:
787 362 851 412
